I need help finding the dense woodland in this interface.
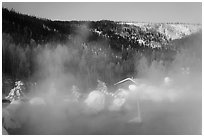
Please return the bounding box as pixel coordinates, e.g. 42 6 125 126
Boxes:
2 8 201 92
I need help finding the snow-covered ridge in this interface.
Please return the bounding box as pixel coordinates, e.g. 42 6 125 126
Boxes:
120 22 201 40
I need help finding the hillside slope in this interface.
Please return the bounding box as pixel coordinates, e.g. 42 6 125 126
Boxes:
2 7 202 86
3 8 201 50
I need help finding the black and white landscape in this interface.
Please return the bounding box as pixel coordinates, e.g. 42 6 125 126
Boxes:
2 2 202 135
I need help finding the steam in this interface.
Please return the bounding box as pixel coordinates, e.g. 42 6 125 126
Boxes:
4 25 202 135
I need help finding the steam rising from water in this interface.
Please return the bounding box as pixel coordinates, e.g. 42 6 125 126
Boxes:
5 28 202 135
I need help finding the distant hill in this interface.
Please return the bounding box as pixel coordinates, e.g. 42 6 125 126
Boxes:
120 22 201 40
3 8 201 51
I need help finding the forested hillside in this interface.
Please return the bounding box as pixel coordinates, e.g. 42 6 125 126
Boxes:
2 7 201 91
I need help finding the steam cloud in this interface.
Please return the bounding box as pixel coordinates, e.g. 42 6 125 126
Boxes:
4 25 202 135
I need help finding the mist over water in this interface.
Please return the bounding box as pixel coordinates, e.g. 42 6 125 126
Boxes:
3 25 202 135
